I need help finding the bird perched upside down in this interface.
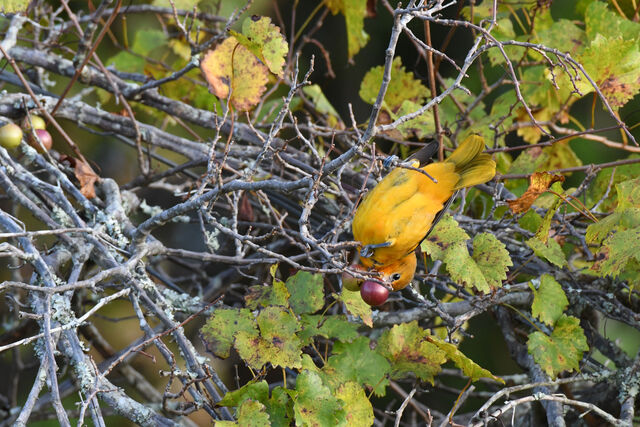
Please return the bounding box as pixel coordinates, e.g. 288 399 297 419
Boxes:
350 135 496 303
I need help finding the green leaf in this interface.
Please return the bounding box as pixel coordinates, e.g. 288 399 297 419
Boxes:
526 236 567 268
420 214 470 261
527 315 589 379
266 387 291 427
592 226 640 278
472 233 512 288
393 100 435 139
218 381 269 407
359 57 428 110
327 0 369 59
299 314 359 345
577 34 640 110
530 275 568 326
335 382 374 427
216 399 270 427
584 2 640 43
444 243 490 293
539 142 582 175
337 290 372 327
245 278 290 309
377 321 447 384
302 84 342 127
233 16 288 77
0 0 29 12
285 271 324 314
536 19 587 57
201 308 256 358
428 335 504 383
235 307 302 369
293 371 347 427
519 210 543 233
324 337 390 397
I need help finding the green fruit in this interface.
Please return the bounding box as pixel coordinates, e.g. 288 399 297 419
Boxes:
22 115 46 131
342 269 363 292
0 123 23 149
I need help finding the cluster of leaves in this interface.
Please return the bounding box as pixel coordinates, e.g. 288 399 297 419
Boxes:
202 268 501 425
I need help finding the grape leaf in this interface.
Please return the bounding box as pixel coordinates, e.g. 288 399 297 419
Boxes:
303 84 343 128
359 57 428 110
293 371 347 427
201 37 269 111
472 233 512 288
393 99 435 139
201 308 256 358
420 214 470 261
326 0 370 59
518 210 543 233
527 315 588 379
530 274 568 326
231 16 288 77
324 337 390 397
539 142 582 175
444 243 490 293
285 270 324 314
218 380 269 407
235 307 302 369
216 399 270 427
107 29 166 74
337 290 372 327
427 335 504 383
377 321 447 384
536 19 587 57
584 2 640 43
245 278 290 309
299 314 359 345
507 172 565 215
335 382 374 427
1 0 29 12
577 35 640 110
592 227 640 278
526 236 567 268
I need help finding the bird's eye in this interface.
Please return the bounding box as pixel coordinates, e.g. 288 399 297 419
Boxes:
391 273 402 281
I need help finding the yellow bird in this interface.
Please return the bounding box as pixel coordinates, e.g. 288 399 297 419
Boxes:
352 135 496 291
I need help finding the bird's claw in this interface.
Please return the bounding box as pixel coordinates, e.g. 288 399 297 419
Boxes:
382 155 399 169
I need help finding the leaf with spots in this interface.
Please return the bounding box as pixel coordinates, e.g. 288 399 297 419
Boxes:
592 226 640 279
428 335 504 383
359 57 428 111
216 399 270 427
218 380 269 407
335 382 374 427
376 321 447 384
245 278 290 309
472 233 512 288
200 37 269 111
530 274 568 326
293 370 347 427
201 308 256 358
235 307 302 369
507 172 565 215
323 337 390 397
420 214 470 261
527 315 588 379
285 270 324 314
230 16 288 77
444 243 490 293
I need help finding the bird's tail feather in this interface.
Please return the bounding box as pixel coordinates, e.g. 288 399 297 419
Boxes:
445 135 496 190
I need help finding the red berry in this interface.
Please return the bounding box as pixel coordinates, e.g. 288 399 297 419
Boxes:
29 129 52 152
360 280 389 306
